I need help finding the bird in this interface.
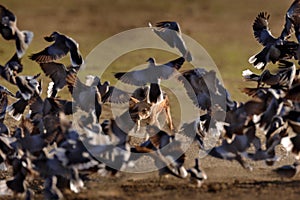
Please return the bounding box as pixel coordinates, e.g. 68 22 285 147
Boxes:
273 161 300 179
0 5 34 58
250 116 289 166
5 154 35 197
66 72 102 123
242 69 281 87
29 31 84 66
149 21 192 62
0 53 23 85
280 0 300 43
54 131 102 172
12 118 50 155
179 117 207 150
208 122 259 171
0 85 14 123
248 12 297 70
178 68 232 111
39 62 79 98
275 60 297 91
247 89 284 130
148 78 163 104
114 57 185 86
131 126 188 181
283 110 300 133
43 176 64 200
140 125 174 150
187 158 207 188
33 148 85 195
281 134 300 160
85 75 131 104
15 73 42 101
6 74 42 121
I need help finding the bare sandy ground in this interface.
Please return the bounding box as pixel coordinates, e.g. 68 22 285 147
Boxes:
64 155 300 200
1 146 300 200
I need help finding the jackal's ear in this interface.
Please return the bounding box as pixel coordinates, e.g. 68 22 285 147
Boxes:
130 97 140 104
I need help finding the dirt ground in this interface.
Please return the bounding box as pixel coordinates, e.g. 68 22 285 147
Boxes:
57 156 300 200
1 141 300 200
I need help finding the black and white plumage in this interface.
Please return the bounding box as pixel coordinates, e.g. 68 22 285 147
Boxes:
29 31 84 66
251 116 289 166
187 158 207 188
132 137 188 180
243 60 296 96
114 57 185 86
284 111 300 133
280 0 300 42
275 60 297 90
281 134 300 160
54 134 101 172
6 74 42 121
245 88 284 130
15 73 42 101
0 85 14 123
33 148 85 195
149 21 192 62
39 62 79 98
273 161 300 179
0 53 23 85
179 117 208 150
142 126 188 178
249 12 298 70
178 68 235 112
66 72 102 122
252 12 277 46
0 5 34 58
85 75 131 104
208 122 259 170
242 69 281 87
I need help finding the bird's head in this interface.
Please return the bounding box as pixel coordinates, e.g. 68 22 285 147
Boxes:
156 21 180 32
44 31 60 42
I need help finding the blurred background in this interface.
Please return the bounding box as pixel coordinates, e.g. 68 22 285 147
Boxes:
0 0 294 102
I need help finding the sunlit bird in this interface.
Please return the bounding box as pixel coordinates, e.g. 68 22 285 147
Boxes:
249 12 297 70
114 57 185 86
30 31 84 66
149 21 192 62
0 5 34 58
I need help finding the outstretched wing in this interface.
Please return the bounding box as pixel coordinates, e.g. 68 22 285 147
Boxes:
40 62 67 89
101 86 131 104
253 12 277 46
158 57 185 79
29 38 69 63
150 21 192 61
114 68 152 86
